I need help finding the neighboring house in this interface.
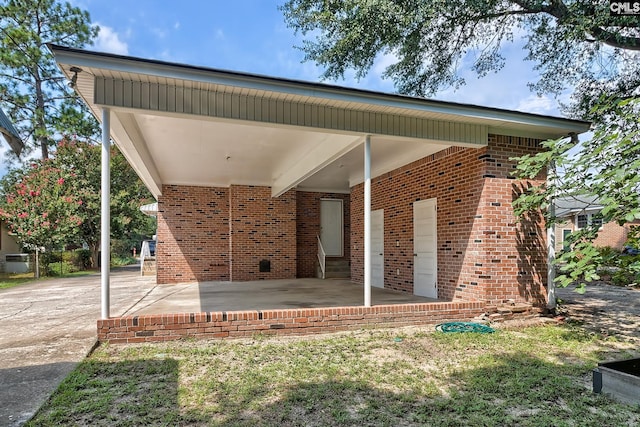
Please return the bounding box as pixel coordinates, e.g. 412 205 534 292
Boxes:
554 196 636 252
0 108 25 273
0 220 22 273
52 45 590 312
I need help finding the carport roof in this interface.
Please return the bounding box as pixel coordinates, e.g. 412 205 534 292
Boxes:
50 44 591 199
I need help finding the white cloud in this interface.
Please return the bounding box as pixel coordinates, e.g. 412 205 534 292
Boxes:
274 50 322 81
94 24 129 55
151 27 167 39
515 94 557 115
373 51 397 76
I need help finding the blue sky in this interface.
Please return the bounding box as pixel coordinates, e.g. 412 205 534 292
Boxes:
1 1 569 173
77 0 562 115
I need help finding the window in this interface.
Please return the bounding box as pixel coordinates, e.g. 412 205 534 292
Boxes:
577 214 588 229
576 213 603 230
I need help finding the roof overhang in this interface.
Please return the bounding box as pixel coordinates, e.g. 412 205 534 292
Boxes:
50 45 591 199
0 108 23 156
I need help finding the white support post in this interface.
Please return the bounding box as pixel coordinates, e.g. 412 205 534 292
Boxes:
546 160 556 311
101 108 111 319
364 135 372 307
547 222 556 310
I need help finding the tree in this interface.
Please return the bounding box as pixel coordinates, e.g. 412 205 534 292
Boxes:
42 138 156 268
0 0 99 159
281 1 640 290
0 138 156 273
281 1 638 99
0 157 83 275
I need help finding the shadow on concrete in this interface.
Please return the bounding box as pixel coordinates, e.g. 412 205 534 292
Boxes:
0 362 77 427
557 283 640 344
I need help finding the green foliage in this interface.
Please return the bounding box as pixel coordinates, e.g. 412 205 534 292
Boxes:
111 255 136 267
514 98 640 290
610 254 640 287
0 158 84 252
594 246 640 287
73 249 92 270
47 260 78 276
0 0 99 158
596 246 620 267
625 225 640 250
0 138 156 270
281 1 639 100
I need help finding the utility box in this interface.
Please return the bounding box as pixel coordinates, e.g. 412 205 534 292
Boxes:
5 254 31 273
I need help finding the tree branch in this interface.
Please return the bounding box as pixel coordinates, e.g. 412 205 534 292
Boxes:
587 26 640 50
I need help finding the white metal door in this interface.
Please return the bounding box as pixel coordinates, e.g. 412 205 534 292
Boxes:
413 198 437 298
371 209 384 288
320 199 344 257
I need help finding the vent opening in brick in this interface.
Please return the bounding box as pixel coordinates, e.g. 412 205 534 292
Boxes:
259 259 271 272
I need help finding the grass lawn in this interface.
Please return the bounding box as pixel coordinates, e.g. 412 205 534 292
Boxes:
0 272 36 290
0 271 94 290
28 323 640 426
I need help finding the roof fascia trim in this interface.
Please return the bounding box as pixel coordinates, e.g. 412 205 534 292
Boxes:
50 45 592 136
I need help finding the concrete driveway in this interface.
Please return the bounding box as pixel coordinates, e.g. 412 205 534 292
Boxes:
0 266 155 427
556 282 640 343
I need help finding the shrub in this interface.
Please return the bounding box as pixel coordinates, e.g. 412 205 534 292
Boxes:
72 249 93 270
610 254 640 287
111 255 136 267
47 260 78 276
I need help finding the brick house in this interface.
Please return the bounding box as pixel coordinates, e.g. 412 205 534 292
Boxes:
554 196 637 252
51 45 590 320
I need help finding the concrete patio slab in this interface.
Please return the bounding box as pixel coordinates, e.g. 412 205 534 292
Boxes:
124 278 437 316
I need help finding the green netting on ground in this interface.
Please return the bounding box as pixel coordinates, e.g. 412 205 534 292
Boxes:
435 322 495 334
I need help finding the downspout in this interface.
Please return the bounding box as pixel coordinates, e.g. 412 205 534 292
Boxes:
364 135 372 307
101 108 111 319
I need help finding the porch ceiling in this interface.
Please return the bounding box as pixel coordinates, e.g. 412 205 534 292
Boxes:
50 45 591 199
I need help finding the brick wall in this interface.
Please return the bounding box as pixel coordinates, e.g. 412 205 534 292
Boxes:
97 301 486 343
593 221 629 250
557 217 635 252
229 185 297 281
157 185 297 283
157 185 230 283
296 191 350 278
351 135 547 306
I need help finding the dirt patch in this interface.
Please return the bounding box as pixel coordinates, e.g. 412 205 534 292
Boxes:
556 282 640 343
